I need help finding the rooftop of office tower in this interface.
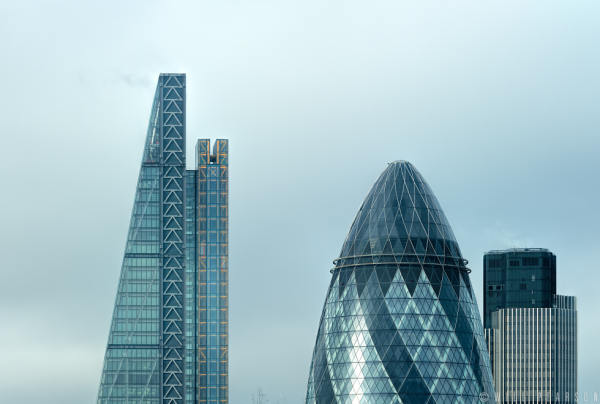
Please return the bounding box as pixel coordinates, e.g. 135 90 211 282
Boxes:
485 248 552 254
335 160 465 269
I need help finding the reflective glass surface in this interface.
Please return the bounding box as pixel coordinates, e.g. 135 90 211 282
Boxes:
98 74 188 404
97 109 163 404
185 170 198 404
196 139 229 403
483 249 556 328
306 162 495 404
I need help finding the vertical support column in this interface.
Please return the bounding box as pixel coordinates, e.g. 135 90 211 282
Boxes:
216 139 229 404
196 139 229 404
196 139 210 403
160 74 186 404
184 170 198 404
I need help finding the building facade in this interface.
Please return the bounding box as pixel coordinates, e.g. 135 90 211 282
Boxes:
483 249 556 328
483 250 577 403
305 161 495 403
97 74 229 404
485 297 577 403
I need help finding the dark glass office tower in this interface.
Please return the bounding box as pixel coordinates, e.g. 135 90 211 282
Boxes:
97 74 229 404
483 249 577 402
306 161 495 404
483 248 556 328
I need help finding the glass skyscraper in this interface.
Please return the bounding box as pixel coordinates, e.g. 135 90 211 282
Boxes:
97 73 229 404
306 161 495 403
483 248 556 328
483 249 577 402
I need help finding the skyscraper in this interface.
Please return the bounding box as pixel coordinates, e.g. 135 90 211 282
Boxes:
483 249 577 403
305 161 495 403
194 139 229 403
483 248 556 328
97 74 229 404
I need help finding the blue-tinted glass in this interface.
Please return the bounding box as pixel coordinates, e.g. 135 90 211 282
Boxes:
306 162 495 404
98 74 186 404
98 75 229 404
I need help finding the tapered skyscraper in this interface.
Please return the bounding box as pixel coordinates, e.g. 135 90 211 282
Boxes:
306 161 495 403
97 74 229 404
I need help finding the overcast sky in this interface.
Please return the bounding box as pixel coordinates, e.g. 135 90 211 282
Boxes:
1 1 599 403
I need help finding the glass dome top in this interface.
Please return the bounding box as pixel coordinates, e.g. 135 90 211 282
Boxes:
338 161 463 267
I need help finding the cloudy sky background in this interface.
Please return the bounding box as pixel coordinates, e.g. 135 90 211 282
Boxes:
1 1 599 402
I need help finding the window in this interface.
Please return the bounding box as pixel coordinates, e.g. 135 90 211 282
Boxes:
522 257 539 266
488 258 503 268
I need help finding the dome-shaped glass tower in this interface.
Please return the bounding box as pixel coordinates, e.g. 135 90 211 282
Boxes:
305 161 495 404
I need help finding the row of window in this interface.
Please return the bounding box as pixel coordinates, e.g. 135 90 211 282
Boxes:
109 335 159 345
198 232 227 243
197 323 228 334
106 348 158 358
126 243 160 254
129 230 160 241
197 192 227 205
197 284 227 295
135 191 160 202
198 297 227 308
123 257 160 266
103 359 157 371
197 311 229 322
98 385 158 398
119 282 159 293
111 320 159 331
197 335 228 345
114 308 159 319
198 244 228 256
137 178 159 188
487 256 552 268
133 204 160 215
197 217 227 229
123 269 158 281
197 206 227 217
131 217 160 227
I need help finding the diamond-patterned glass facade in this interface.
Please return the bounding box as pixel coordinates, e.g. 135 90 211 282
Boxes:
97 74 229 404
306 161 495 404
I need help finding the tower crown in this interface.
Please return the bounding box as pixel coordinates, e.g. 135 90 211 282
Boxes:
337 161 464 269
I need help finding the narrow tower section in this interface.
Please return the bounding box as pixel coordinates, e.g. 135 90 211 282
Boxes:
196 139 229 403
160 74 186 404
